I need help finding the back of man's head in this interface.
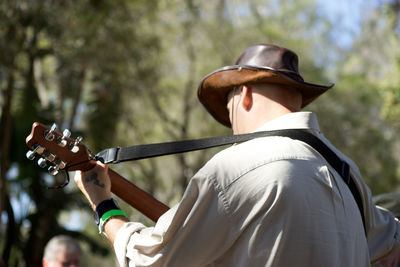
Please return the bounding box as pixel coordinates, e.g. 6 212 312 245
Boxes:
42 235 82 267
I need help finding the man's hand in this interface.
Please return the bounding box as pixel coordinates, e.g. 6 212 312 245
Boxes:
375 247 400 267
74 161 128 245
74 161 112 210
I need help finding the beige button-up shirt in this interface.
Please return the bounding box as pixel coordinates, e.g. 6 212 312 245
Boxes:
114 112 400 266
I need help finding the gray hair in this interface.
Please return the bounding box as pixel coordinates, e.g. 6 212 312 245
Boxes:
43 235 82 260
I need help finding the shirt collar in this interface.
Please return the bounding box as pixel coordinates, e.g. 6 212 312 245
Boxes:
254 112 321 133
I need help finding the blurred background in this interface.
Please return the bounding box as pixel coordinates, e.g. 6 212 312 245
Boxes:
1 0 400 266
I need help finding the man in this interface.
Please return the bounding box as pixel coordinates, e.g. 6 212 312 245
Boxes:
42 235 82 267
74 44 400 266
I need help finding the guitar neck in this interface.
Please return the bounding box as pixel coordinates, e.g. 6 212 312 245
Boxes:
25 122 169 222
108 168 169 222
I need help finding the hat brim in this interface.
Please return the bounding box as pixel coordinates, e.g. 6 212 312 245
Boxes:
198 65 334 127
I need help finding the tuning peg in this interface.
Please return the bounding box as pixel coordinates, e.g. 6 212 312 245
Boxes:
48 159 67 176
54 159 66 170
26 151 36 160
57 129 71 147
26 145 45 160
48 165 59 176
45 123 57 141
43 152 56 162
69 136 82 153
37 158 47 168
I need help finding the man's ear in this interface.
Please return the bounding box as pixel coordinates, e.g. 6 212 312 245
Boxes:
240 85 253 111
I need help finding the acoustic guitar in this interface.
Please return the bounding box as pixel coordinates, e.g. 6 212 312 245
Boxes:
25 122 169 222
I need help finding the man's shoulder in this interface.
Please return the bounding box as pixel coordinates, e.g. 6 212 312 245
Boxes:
199 135 323 181
214 134 321 163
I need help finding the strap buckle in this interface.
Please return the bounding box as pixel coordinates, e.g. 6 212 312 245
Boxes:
94 147 121 164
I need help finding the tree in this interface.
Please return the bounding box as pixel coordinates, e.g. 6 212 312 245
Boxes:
310 1 400 194
0 0 159 265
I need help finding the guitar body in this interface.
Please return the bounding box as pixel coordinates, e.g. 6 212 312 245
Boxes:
26 122 169 222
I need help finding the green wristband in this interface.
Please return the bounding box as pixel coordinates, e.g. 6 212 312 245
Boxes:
99 209 127 234
101 209 127 222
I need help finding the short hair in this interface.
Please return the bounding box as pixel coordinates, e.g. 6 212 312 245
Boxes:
43 235 82 261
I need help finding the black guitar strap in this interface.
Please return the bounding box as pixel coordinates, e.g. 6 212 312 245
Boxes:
95 129 366 233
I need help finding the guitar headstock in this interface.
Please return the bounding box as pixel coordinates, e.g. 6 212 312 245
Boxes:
25 122 95 175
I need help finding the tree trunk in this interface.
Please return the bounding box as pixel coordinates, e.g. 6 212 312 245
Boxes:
68 64 86 131
0 69 14 228
2 192 17 264
23 34 54 267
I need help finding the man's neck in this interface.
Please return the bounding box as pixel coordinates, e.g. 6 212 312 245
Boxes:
234 108 294 135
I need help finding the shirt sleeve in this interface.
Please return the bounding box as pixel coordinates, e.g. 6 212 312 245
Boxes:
364 189 400 260
113 168 232 267
352 168 400 261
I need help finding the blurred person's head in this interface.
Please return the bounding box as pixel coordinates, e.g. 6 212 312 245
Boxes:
42 235 82 267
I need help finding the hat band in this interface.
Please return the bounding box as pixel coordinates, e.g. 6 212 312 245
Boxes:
218 64 304 82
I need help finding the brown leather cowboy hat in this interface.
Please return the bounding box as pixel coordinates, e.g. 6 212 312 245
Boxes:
197 43 334 127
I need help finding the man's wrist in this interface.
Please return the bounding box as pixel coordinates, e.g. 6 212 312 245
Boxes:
94 199 127 234
99 209 127 234
102 216 128 244
91 193 113 210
